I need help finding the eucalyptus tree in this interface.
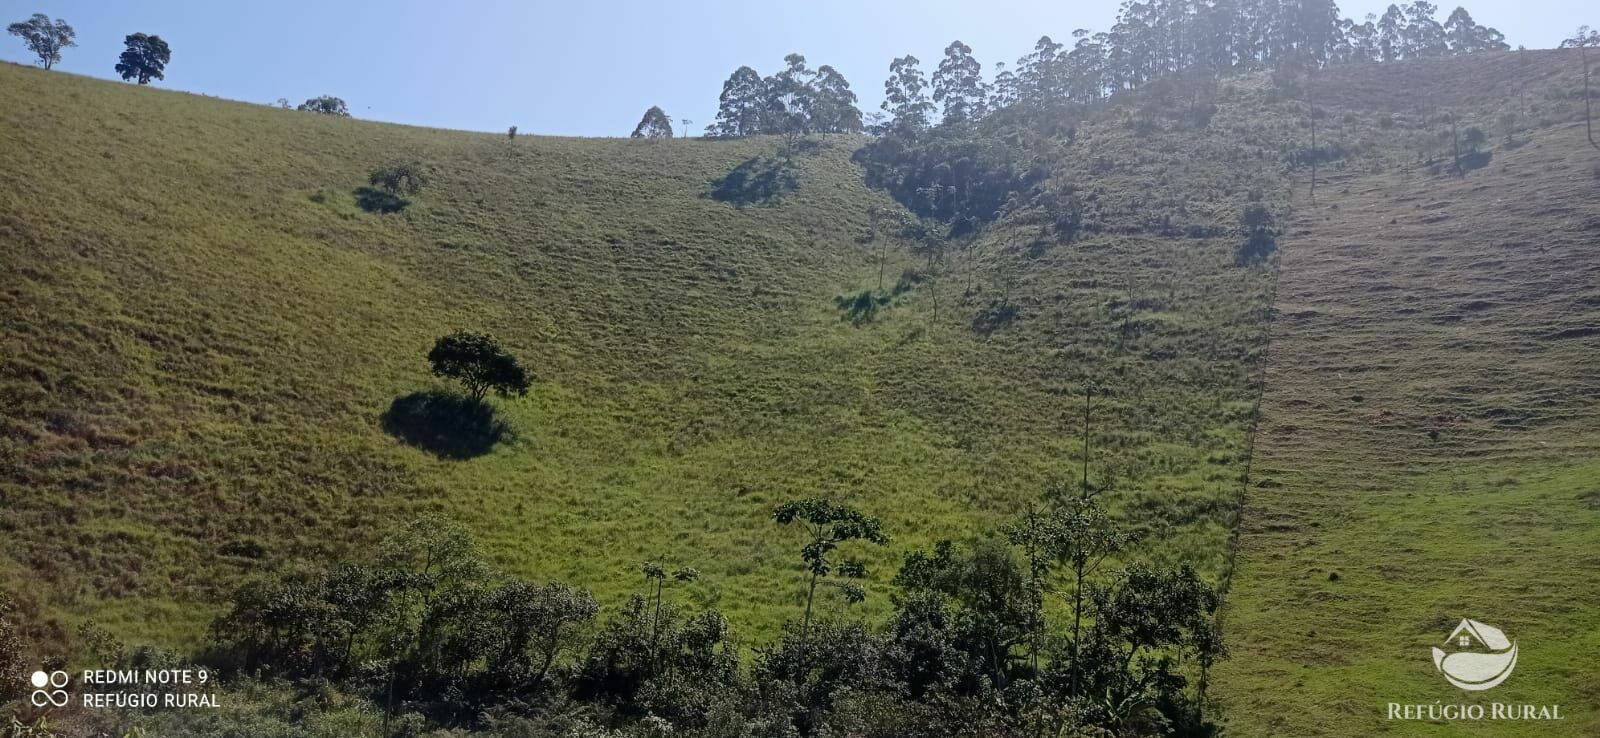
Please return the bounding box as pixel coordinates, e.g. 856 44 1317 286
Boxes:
631 105 674 138
1564 26 1600 148
810 65 864 133
712 66 765 136
881 55 934 131
6 13 74 70
765 53 819 149
932 40 987 125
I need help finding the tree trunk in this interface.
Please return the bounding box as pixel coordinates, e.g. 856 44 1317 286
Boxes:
1071 561 1085 697
1584 46 1595 150
1451 116 1462 176
535 627 561 688
1081 388 1092 493
650 578 663 669
801 572 819 643
878 240 888 292
383 657 397 738
1308 68 1317 202
1025 502 1041 675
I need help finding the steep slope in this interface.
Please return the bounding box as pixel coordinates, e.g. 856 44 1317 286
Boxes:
1215 61 1600 735
4 47 1594 737
0 61 912 643
0 62 1270 653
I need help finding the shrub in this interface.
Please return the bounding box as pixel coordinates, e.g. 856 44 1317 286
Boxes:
0 595 25 703
1235 203 1278 266
971 299 1020 335
892 269 925 296
297 95 349 116
369 162 429 196
835 290 889 326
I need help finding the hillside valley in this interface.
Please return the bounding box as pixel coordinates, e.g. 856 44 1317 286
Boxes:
1 46 1598 737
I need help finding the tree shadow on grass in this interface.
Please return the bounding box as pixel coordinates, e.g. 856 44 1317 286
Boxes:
381 390 510 459
709 155 798 206
1459 150 1492 173
354 186 409 213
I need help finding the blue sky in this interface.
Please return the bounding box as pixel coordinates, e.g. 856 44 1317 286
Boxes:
3 0 1592 137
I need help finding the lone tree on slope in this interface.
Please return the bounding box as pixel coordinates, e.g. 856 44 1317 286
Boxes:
369 161 429 195
115 32 170 84
1563 26 1600 149
427 331 531 402
631 106 674 138
7 13 74 70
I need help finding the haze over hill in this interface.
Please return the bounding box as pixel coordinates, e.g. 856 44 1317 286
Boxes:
1 21 1598 738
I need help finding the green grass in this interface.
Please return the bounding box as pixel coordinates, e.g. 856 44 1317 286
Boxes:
1215 113 1600 734
2 47 1596 737
0 61 1270 655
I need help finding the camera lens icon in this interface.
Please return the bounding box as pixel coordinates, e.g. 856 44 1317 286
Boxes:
29 670 70 707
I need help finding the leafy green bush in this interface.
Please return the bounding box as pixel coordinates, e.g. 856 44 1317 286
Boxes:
834 290 889 326
369 161 429 196
1234 203 1277 266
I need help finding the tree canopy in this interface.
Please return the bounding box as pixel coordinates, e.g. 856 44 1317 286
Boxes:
114 32 170 85
855 1 1509 236
298 95 350 116
7 13 75 70
881 55 935 133
879 1 1508 126
369 161 428 195
630 105 674 138
427 331 531 402
932 41 987 125
709 54 864 137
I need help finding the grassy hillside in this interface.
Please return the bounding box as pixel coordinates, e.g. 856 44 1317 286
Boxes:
3 46 1596 737
1214 55 1600 735
0 60 1268 657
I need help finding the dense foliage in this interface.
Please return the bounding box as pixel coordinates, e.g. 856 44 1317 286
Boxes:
369 161 430 196
184 494 1223 737
114 32 170 85
709 54 864 137
852 1 1510 234
702 1 1511 236
427 331 531 402
631 106 674 139
298 95 350 116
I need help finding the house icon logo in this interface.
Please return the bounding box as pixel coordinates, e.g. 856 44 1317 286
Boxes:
1432 619 1517 691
